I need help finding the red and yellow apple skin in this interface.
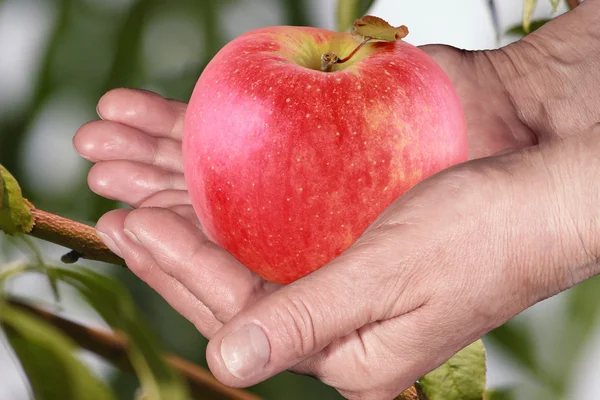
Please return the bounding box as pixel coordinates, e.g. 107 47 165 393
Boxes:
182 26 468 284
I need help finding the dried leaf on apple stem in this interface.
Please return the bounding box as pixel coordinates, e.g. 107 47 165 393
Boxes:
351 15 409 42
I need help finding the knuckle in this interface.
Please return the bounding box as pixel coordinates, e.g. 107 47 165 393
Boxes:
150 137 163 165
272 294 317 358
126 253 156 281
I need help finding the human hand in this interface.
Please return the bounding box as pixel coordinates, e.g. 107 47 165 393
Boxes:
72 56 534 398
76 89 600 398
74 4 600 397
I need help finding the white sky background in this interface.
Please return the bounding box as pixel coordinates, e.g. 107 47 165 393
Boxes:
0 0 596 399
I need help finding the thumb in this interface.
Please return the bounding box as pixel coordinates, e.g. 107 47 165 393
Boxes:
204 234 425 388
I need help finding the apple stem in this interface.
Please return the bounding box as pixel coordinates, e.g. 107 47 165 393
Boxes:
320 37 372 72
320 52 339 72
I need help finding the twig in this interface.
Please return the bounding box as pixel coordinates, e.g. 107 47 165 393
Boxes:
7 297 261 400
25 200 124 266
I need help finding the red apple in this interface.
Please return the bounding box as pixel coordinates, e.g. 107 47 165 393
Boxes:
182 23 468 284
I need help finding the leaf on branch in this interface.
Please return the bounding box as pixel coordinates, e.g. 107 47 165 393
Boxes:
1 305 116 400
419 339 487 400
336 0 376 32
0 164 33 235
522 0 538 33
486 321 537 372
48 267 190 400
506 18 551 37
351 15 408 42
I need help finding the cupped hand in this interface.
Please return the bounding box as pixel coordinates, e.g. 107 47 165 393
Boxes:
74 43 595 399
74 89 282 338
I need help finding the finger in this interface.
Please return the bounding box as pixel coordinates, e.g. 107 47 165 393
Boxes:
139 193 202 230
166 205 203 230
138 190 191 209
97 88 187 140
122 207 273 322
88 161 186 207
203 224 429 387
95 209 221 337
74 120 183 172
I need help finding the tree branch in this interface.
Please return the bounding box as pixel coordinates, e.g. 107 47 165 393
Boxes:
25 200 124 266
7 297 260 400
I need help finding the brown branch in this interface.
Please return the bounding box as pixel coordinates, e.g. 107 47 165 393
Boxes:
25 200 124 266
7 297 261 400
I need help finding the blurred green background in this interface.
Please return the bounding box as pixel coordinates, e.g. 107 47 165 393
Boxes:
1 0 599 399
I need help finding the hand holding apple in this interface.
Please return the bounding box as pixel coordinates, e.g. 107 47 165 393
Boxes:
80 86 600 398
73 49 540 399
77 3 600 398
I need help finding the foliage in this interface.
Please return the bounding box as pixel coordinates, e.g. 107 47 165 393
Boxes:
419 340 487 400
0 239 190 399
0 165 33 235
2 305 117 400
336 0 376 32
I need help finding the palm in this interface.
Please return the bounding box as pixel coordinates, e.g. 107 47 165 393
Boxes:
76 44 535 392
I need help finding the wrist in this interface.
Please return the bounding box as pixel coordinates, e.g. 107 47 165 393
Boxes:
499 124 600 303
487 1 600 140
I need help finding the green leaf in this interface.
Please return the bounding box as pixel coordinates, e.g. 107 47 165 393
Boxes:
48 267 190 400
560 276 600 371
336 0 376 32
549 0 560 13
1 304 115 400
20 236 61 302
506 19 551 37
419 339 486 400
486 321 537 371
483 389 515 400
522 0 538 33
0 164 33 235
0 262 31 283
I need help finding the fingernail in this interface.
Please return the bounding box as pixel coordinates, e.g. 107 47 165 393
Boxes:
123 228 142 246
221 324 270 379
96 231 123 258
96 104 103 120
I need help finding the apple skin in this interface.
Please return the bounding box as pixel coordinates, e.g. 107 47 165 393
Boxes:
182 26 468 284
